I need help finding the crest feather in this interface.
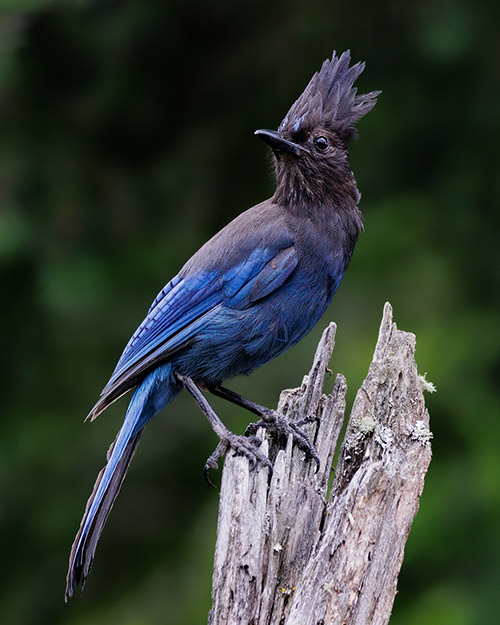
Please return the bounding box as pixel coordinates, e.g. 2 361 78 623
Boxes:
278 50 380 142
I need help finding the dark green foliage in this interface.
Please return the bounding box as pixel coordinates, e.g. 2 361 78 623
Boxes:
1 1 499 623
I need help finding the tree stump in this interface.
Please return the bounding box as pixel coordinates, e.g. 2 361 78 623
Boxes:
208 302 432 625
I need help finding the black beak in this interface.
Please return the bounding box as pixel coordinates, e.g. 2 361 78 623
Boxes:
254 129 305 157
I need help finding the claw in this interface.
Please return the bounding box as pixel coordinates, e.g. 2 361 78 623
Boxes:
204 383 318 473
203 441 228 487
246 412 320 471
305 452 321 472
204 433 272 482
287 422 321 471
203 466 217 488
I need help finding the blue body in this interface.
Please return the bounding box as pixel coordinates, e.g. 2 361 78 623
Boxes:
69 200 355 581
99 201 353 412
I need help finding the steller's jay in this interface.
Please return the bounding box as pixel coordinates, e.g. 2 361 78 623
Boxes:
65 50 379 599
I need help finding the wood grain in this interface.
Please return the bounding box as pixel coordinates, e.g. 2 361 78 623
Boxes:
209 303 432 625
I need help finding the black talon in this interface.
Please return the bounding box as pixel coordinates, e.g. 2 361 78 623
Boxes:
203 465 217 488
203 431 272 482
226 433 272 473
288 422 321 471
203 440 227 487
311 450 321 473
244 412 320 471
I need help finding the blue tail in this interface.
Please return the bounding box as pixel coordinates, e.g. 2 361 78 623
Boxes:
65 363 180 599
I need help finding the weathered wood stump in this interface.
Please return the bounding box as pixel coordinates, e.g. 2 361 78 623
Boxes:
209 302 432 625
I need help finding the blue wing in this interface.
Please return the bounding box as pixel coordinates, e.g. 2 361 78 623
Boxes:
87 244 298 420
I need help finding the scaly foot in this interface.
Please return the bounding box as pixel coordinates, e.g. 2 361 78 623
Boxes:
246 411 320 472
203 434 272 487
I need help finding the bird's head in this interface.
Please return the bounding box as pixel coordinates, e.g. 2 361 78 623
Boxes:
256 51 380 208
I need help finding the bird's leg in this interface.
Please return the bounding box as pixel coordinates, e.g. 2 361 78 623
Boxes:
208 384 320 472
174 373 272 486
208 384 274 418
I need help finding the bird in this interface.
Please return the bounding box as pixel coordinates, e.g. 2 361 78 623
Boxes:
65 50 379 599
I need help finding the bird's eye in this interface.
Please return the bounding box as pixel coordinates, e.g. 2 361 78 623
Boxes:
314 136 329 151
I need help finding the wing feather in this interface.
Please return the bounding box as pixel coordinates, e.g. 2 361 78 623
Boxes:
88 244 299 420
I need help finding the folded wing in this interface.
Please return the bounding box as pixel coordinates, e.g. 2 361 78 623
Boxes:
87 243 298 421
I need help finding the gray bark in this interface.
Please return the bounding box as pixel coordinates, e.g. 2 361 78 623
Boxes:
208 302 432 625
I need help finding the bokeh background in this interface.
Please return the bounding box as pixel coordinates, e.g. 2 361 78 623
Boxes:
1 0 499 623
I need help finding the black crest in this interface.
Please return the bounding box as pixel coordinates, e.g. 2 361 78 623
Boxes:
279 50 380 143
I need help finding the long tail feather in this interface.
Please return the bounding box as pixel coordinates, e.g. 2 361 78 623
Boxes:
65 431 141 599
65 363 180 600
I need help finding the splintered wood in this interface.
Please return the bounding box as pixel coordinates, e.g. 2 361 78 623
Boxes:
208 303 432 625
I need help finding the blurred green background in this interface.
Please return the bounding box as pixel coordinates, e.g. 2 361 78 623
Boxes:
1 0 499 623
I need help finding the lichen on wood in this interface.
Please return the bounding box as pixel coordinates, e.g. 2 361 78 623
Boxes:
208 303 432 625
